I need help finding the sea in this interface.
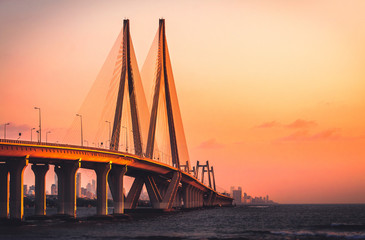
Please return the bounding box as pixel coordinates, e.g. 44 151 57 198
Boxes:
1 204 365 240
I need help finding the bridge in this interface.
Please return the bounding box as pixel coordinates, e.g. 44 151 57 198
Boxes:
0 19 232 221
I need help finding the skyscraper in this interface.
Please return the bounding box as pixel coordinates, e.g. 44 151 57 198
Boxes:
51 184 57 195
23 185 28 196
92 179 96 194
76 172 81 198
54 172 58 194
232 188 242 204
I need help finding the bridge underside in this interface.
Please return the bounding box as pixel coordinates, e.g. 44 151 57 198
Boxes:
0 141 232 220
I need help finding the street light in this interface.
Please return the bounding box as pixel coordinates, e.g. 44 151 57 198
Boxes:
105 121 111 148
30 127 35 142
122 126 128 152
76 114 83 147
46 131 51 143
3 123 10 139
34 107 41 142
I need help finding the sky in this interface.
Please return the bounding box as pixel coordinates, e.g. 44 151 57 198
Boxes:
1 0 365 203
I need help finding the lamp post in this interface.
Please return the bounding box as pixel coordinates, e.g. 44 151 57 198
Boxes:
30 127 35 142
46 131 51 143
76 114 83 147
122 126 128 152
105 121 111 148
34 107 41 142
4 123 10 139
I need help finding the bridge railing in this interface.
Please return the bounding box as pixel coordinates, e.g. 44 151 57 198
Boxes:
0 138 115 153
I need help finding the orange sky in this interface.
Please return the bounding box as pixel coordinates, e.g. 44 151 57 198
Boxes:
1 0 365 203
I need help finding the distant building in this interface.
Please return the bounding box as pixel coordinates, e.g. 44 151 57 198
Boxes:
51 184 57 195
92 179 96 194
230 186 235 197
23 185 28 196
86 182 92 193
28 185 35 196
232 188 242 204
76 173 81 198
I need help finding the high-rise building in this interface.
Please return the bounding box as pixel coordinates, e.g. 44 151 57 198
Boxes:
29 185 35 196
23 185 28 196
232 188 242 204
86 182 92 193
54 173 57 187
76 172 81 198
92 179 96 194
51 184 57 195
230 186 234 197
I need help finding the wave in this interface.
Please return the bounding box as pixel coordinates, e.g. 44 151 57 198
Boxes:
272 230 365 239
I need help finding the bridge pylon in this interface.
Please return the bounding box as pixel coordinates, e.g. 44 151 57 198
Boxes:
145 19 190 170
110 19 144 156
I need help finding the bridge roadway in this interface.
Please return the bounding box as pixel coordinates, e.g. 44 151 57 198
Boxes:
0 139 232 220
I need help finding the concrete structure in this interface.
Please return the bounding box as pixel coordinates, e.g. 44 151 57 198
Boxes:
76 173 81 198
31 164 49 216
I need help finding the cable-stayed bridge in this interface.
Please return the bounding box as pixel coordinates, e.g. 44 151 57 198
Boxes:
0 19 233 221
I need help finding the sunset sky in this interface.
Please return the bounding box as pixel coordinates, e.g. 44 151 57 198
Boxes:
1 0 365 203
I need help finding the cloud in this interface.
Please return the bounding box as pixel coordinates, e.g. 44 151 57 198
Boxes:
285 119 317 129
309 129 340 141
255 121 280 128
197 139 224 149
255 119 317 129
276 129 341 142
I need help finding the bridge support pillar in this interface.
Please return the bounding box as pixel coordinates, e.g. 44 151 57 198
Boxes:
155 172 181 209
0 163 9 219
196 189 200 208
125 177 144 209
199 190 203 207
182 185 188 208
94 162 111 215
54 161 80 217
31 164 49 216
54 165 64 215
108 165 126 214
191 188 196 208
8 157 28 220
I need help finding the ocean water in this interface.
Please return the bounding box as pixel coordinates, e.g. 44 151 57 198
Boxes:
1 204 365 239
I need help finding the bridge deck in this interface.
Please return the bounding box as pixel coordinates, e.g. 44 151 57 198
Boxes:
0 139 230 199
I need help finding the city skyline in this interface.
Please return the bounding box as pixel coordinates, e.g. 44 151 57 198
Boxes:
1 0 365 204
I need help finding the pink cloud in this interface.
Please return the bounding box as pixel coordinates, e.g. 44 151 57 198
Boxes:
309 129 340 141
255 121 280 128
285 119 317 129
277 129 341 142
197 138 224 149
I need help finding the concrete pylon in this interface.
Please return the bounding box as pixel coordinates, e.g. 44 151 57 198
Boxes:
125 177 144 209
94 162 112 215
31 164 49 216
144 171 181 209
54 160 80 217
8 157 28 220
0 163 9 219
108 165 127 214
54 165 64 214
182 184 190 208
